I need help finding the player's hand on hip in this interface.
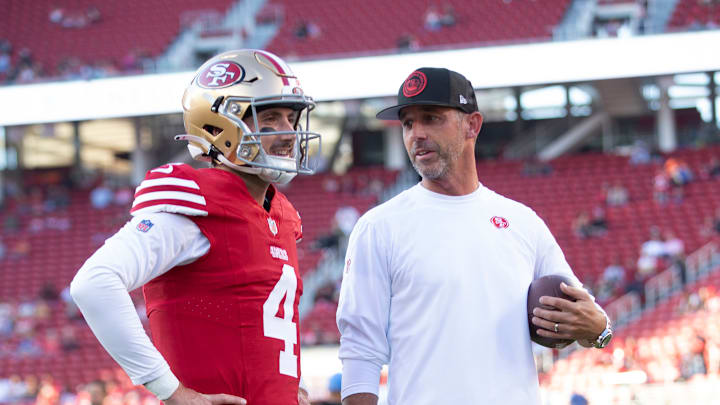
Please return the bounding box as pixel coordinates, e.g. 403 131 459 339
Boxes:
530 282 606 341
164 383 247 405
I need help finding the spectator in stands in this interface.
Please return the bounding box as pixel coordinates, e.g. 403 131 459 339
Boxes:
86 6 102 23
314 373 342 405
396 33 420 52
572 211 593 239
440 4 457 27
322 177 340 193
589 205 608 235
663 230 684 260
90 182 113 209
665 157 693 187
0 42 10 77
60 324 79 352
4 375 28 403
680 332 707 380
629 140 651 165
335 205 360 237
313 206 358 259
424 6 442 30
49 7 64 23
0 302 13 337
294 21 321 39
653 170 670 204
114 185 133 206
3 214 20 232
606 181 629 206
602 257 626 286
35 377 60 405
84 380 108 405
637 228 666 276
9 237 30 260
522 158 553 177
710 157 720 178
39 282 59 302
60 285 81 320
0 239 5 261
46 185 70 211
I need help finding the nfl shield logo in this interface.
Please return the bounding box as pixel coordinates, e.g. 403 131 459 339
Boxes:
136 219 154 233
267 217 278 236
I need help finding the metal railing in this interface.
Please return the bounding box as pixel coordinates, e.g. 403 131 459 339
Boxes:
606 241 719 326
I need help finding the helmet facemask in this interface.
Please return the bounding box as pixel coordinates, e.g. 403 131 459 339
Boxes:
217 94 320 184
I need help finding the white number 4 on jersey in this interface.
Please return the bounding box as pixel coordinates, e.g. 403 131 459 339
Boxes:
262 264 298 377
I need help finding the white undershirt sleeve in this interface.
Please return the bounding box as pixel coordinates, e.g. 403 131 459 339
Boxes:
70 212 210 393
336 218 391 400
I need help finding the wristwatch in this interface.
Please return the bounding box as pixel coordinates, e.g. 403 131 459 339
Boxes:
593 318 613 349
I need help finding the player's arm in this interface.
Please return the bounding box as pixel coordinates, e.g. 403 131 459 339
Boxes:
531 215 608 344
70 213 245 404
336 218 390 404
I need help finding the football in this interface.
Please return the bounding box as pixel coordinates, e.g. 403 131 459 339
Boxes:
527 274 578 349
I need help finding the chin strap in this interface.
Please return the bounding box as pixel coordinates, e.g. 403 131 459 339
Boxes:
174 134 297 184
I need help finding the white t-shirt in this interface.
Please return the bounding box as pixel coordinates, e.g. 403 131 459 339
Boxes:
336 183 581 405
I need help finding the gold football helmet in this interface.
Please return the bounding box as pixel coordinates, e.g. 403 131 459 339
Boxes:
177 49 321 184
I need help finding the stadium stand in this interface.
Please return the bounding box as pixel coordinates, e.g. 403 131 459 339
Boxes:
667 0 720 31
542 269 720 402
0 0 236 82
263 0 572 59
0 0 574 84
480 145 720 302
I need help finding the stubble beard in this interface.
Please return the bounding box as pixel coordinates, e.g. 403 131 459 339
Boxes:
411 140 462 181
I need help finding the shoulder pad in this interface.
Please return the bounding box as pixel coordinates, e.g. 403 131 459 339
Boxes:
130 163 208 217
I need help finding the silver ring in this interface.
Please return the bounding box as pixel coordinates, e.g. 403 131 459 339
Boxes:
554 323 559 333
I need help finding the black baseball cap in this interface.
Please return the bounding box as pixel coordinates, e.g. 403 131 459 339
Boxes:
376 67 479 120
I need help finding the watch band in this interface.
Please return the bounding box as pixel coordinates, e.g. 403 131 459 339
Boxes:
594 316 613 348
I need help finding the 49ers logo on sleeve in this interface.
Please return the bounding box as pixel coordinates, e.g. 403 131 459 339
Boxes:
197 61 245 88
402 70 427 97
491 216 509 229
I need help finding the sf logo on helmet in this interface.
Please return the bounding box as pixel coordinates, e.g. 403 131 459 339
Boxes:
198 61 245 88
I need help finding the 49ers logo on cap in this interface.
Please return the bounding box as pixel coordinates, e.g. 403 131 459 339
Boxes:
491 216 509 229
198 61 245 88
402 70 427 97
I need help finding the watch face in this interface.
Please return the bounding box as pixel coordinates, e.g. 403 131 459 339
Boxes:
600 332 613 347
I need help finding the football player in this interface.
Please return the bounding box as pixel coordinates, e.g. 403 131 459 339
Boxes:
71 49 321 405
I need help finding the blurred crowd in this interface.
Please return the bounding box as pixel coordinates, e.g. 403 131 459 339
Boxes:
568 151 720 306
0 170 134 264
0 284 82 361
0 38 153 85
0 370 161 405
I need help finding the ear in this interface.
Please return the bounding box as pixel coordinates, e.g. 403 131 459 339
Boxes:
466 112 483 139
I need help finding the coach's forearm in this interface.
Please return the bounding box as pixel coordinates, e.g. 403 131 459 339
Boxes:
342 393 378 405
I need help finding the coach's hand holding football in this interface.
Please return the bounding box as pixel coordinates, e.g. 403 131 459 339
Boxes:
531 282 607 345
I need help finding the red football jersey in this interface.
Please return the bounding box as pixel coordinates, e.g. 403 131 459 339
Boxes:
131 163 303 405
